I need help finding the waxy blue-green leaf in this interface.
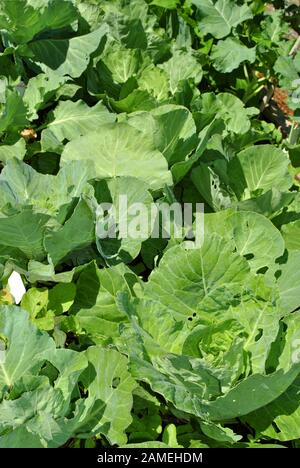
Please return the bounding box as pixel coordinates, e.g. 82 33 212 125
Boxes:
194 92 258 135
274 251 300 314
44 198 95 266
158 49 203 95
127 105 197 165
282 220 300 251
95 177 154 263
21 283 76 330
79 346 136 445
20 25 108 78
144 234 250 319
87 45 149 98
0 0 299 449
126 311 300 421
191 0 253 39
245 313 300 441
245 375 300 442
0 138 26 164
45 100 116 142
0 0 78 44
23 73 67 119
211 38 256 73
0 306 55 396
0 158 94 219
205 209 285 272
0 209 49 260
72 262 139 344
61 123 172 190
228 145 292 199
0 90 28 135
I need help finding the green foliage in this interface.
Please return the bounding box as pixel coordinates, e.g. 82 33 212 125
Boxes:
0 0 300 449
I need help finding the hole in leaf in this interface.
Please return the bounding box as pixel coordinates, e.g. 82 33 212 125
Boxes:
112 377 120 389
254 328 263 342
244 253 254 261
271 421 281 434
275 269 282 280
257 266 268 275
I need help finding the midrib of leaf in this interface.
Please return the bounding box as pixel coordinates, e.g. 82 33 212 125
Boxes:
162 133 177 156
251 157 282 191
18 220 41 252
122 60 129 82
243 303 267 350
238 231 252 256
270 22 280 42
214 2 231 30
151 262 240 315
199 247 208 296
8 341 28 384
112 129 119 178
0 361 12 387
48 113 99 127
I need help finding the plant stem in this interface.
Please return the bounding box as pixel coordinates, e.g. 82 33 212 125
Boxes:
289 36 300 56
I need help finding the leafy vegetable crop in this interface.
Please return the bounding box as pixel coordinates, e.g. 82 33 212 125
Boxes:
1 0 300 448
